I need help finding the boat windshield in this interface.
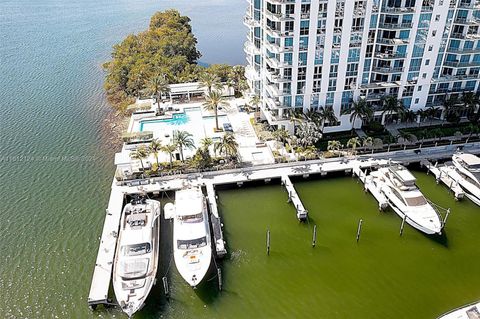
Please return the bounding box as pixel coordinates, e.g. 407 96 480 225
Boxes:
405 196 427 207
122 243 151 256
177 236 207 250
178 213 203 223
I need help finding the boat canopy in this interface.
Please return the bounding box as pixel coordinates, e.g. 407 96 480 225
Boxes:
175 189 204 216
389 166 416 186
458 153 480 169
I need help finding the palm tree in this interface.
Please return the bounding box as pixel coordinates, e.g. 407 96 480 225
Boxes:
173 130 195 162
272 128 290 143
327 140 342 156
443 96 462 124
250 95 261 113
381 95 404 124
130 146 150 175
144 75 170 114
148 139 162 169
203 90 229 131
214 133 239 160
199 72 222 95
342 98 372 130
362 136 373 152
200 137 213 151
161 143 178 168
400 109 416 124
316 107 338 131
462 91 479 114
416 109 428 127
288 109 304 134
347 137 361 155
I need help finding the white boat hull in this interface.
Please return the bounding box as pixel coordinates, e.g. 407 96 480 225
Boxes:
173 188 213 288
113 200 161 317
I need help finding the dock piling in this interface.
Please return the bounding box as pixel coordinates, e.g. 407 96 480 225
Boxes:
400 215 406 236
162 276 169 299
217 267 222 291
356 219 363 242
443 209 451 228
266 229 271 255
312 225 317 247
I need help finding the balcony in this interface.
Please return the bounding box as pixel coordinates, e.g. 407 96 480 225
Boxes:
377 22 413 29
376 38 409 45
245 65 261 81
372 66 404 73
421 5 434 11
265 56 291 69
243 16 260 28
382 7 415 14
267 0 296 4
265 25 293 38
265 69 291 83
443 60 480 67
375 52 407 59
454 17 480 25
244 42 260 55
265 10 295 22
264 41 293 54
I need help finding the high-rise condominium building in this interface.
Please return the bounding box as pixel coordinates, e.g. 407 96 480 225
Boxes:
244 0 480 132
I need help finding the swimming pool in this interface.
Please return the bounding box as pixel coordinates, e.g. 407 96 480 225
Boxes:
138 108 228 146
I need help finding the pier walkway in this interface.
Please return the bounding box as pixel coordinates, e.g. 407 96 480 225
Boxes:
88 181 124 308
205 182 227 258
281 175 308 220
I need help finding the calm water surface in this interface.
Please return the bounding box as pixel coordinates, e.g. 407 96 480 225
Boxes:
1 1 480 318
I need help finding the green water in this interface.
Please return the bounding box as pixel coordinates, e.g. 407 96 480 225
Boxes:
1 1 480 318
123 172 479 319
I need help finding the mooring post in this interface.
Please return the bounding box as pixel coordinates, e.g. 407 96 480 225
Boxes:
356 219 363 242
162 276 169 299
266 229 271 255
400 215 406 236
217 267 222 291
443 209 451 228
312 225 317 247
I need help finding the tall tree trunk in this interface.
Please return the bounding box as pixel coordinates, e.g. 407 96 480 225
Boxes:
215 105 219 130
180 147 184 162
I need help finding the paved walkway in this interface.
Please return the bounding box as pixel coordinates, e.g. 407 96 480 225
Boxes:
227 99 275 165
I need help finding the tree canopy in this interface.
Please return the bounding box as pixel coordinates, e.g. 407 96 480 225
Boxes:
103 10 246 110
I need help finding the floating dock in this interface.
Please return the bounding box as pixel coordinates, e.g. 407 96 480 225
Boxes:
353 165 389 211
281 175 308 221
87 182 124 308
205 182 227 258
425 161 465 200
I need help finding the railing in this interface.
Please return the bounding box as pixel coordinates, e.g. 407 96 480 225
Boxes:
372 66 404 73
378 22 413 29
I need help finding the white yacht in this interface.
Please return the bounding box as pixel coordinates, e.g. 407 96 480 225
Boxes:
452 153 480 206
372 165 443 235
173 188 212 288
113 196 161 318
437 301 480 319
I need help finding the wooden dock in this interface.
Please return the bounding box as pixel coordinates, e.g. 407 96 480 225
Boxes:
205 182 227 258
353 165 389 211
87 182 124 308
425 162 465 200
281 175 308 221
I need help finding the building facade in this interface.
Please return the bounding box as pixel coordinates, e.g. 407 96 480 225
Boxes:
244 0 480 132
